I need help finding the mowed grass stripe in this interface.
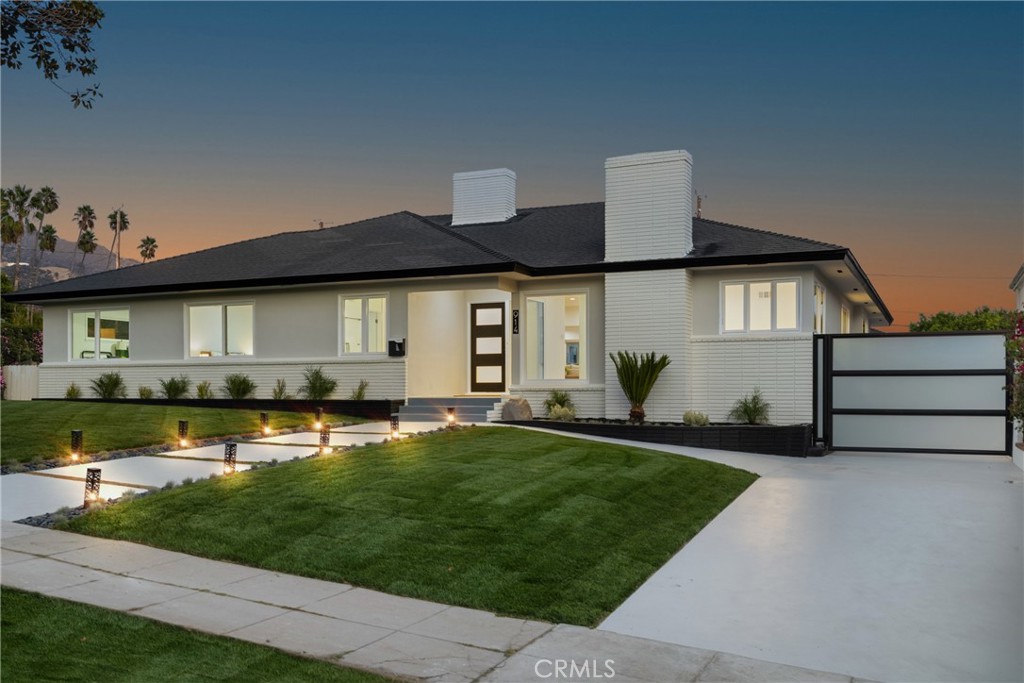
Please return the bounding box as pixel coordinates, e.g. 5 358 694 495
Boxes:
1 588 393 683
66 427 757 626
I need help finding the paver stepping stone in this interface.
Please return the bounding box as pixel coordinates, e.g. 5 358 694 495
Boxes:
53 539 192 574
35 455 252 489
1 556 107 593
127 555 266 590
1 474 144 520
163 442 315 463
252 431 388 448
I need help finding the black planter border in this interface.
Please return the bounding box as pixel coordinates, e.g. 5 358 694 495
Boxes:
504 420 817 457
34 398 403 421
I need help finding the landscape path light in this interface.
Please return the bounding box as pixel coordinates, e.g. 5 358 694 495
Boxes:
447 407 456 426
319 426 331 454
260 412 270 435
314 407 323 431
84 468 101 508
178 420 189 447
223 442 237 475
70 429 83 461
390 414 401 439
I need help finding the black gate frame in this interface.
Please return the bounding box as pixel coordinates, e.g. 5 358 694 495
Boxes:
813 331 1012 456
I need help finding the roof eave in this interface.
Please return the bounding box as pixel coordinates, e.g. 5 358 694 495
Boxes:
1010 263 1024 292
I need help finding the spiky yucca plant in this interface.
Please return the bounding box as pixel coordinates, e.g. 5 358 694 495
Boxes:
609 351 671 424
299 365 337 401
728 388 772 425
222 373 258 399
90 372 127 399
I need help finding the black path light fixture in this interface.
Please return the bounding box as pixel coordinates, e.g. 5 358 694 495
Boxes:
70 429 83 461
319 425 331 454
178 420 190 447
314 407 324 431
390 414 401 439
84 468 101 508
447 407 456 427
223 441 237 475
260 411 270 435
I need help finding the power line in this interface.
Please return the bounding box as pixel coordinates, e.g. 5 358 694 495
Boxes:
867 273 1009 280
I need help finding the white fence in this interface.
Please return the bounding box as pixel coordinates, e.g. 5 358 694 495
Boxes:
2 365 39 401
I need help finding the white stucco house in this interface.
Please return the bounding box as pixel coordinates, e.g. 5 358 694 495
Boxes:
7 150 892 423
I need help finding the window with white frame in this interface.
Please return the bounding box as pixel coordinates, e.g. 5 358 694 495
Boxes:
721 280 799 333
188 304 254 357
71 309 130 360
813 282 826 334
342 295 387 354
525 293 587 380
840 306 850 334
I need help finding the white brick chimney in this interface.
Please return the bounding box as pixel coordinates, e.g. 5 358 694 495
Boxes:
604 150 693 261
451 168 516 226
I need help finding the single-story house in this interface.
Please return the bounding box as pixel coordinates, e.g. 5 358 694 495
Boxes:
6 150 892 423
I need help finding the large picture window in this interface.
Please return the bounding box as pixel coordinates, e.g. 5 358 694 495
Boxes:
342 295 387 354
721 279 799 333
188 303 254 357
525 293 587 380
71 309 130 360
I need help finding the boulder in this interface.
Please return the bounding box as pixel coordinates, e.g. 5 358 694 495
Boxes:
501 397 533 421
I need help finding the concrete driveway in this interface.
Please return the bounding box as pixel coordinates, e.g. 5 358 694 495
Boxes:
590 441 1024 683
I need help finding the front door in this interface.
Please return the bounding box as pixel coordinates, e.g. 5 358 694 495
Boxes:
470 303 505 392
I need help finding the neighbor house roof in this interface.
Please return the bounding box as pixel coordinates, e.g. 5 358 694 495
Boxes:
4 202 890 321
1011 263 1024 293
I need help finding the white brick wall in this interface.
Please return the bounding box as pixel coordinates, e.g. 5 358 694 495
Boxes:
451 168 516 226
605 150 693 261
689 335 813 424
38 359 406 400
604 270 692 421
510 385 606 419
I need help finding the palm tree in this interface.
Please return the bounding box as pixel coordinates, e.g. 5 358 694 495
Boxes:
4 185 34 289
73 205 96 241
77 228 98 275
138 235 158 263
38 224 58 256
29 187 59 280
106 208 129 269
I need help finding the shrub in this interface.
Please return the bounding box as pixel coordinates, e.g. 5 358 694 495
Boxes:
683 410 710 426
609 351 672 424
90 372 127 399
729 388 772 425
349 379 369 400
65 382 82 399
272 378 292 400
543 390 574 415
195 381 214 399
222 373 257 399
548 404 576 422
299 365 337 401
159 375 191 399
137 386 154 399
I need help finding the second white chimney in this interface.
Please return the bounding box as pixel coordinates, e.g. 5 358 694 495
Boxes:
451 168 516 226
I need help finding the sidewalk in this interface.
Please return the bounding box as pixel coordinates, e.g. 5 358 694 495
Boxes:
1 522 867 683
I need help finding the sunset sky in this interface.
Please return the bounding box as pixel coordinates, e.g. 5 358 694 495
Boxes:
2 2 1021 329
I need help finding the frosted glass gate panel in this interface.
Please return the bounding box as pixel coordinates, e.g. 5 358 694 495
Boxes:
815 333 1009 456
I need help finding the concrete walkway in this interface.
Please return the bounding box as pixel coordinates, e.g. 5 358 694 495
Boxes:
518 428 1023 683
1 522 867 683
0 421 450 521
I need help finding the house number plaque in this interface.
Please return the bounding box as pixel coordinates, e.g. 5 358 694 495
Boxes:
512 309 519 334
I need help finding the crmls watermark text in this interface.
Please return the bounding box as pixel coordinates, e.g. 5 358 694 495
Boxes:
534 659 615 679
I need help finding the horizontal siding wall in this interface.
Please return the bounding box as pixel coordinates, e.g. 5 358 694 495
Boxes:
38 359 405 401
689 335 813 425
605 270 692 422
510 385 606 419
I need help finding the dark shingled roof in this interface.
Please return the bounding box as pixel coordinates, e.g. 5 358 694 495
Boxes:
7 203 857 303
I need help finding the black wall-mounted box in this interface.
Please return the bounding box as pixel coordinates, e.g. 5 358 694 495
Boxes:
388 338 406 357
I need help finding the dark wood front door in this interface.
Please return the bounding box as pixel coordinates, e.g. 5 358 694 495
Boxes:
470 303 505 393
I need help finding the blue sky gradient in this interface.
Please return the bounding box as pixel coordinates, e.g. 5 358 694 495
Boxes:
2 2 1021 325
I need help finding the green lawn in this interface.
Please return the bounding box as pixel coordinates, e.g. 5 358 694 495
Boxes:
1 588 393 683
0 402 360 465
66 428 757 626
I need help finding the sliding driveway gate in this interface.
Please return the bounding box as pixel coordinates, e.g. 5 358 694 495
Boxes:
814 332 1011 456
